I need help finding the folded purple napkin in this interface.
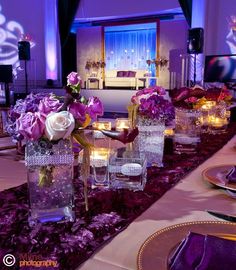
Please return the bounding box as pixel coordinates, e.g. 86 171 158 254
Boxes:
168 232 236 270
226 166 236 183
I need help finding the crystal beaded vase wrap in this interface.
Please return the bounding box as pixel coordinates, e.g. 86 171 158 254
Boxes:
135 116 165 167
25 139 75 226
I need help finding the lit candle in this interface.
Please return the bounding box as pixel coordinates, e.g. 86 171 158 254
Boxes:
115 118 131 131
201 101 216 110
210 116 227 128
92 121 112 138
90 148 110 167
164 128 174 136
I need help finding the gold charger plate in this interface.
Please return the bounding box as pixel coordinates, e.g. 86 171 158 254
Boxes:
137 221 236 270
202 164 236 191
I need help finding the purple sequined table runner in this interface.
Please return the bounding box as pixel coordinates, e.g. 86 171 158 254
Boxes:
0 123 236 270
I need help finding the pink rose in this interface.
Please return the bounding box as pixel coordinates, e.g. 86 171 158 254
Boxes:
16 112 45 141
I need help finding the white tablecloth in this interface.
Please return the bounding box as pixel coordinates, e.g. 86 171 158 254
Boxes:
79 135 236 270
1 136 236 270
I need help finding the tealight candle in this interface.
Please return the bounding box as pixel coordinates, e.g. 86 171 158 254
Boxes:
92 121 112 138
90 148 110 167
90 147 111 188
115 118 131 131
210 116 227 128
164 128 174 136
201 101 216 110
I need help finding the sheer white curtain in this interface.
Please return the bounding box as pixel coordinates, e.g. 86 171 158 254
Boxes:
105 26 156 75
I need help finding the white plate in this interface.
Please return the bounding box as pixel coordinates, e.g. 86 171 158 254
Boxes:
202 165 236 192
137 221 236 270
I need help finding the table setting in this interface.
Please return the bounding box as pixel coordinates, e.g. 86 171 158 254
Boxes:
1 79 236 270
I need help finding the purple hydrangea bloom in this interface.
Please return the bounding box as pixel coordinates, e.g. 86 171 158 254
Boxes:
139 94 175 124
5 93 60 142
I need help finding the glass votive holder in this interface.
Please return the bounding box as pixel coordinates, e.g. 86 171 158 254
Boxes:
108 150 147 191
90 147 111 189
92 121 112 139
164 127 175 155
78 147 112 189
115 118 131 131
174 107 201 154
199 101 216 133
164 127 175 137
208 102 229 134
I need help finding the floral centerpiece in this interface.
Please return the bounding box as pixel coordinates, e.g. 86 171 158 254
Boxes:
172 85 232 109
130 86 175 125
6 71 103 225
172 85 232 147
129 86 175 166
146 57 169 69
85 60 106 70
7 72 103 144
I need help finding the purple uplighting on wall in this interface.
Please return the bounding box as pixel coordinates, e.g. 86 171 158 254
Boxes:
0 4 24 72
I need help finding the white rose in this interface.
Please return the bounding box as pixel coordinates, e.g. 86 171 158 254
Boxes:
45 111 75 141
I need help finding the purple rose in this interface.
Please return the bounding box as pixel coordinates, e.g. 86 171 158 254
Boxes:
38 95 62 117
86 96 103 120
15 112 45 141
69 101 87 124
67 72 81 86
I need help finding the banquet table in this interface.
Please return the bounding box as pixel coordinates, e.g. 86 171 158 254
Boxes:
1 133 236 270
77 134 236 270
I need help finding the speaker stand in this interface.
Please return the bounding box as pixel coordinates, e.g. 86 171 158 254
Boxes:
193 53 197 86
24 60 28 95
4 83 10 106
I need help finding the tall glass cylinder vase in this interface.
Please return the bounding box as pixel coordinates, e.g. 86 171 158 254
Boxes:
25 139 75 226
135 116 165 167
174 107 201 154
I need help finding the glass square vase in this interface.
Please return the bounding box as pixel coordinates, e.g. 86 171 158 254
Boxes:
108 150 147 191
25 139 75 227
